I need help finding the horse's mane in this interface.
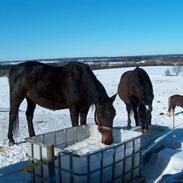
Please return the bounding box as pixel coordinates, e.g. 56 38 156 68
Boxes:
134 67 153 91
68 62 108 101
85 64 108 97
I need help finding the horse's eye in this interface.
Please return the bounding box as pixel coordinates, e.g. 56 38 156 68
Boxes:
98 127 103 133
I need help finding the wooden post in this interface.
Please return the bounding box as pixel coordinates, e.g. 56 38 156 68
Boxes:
30 159 35 183
47 144 56 183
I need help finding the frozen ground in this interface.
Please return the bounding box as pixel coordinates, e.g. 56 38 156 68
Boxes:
0 66 183 182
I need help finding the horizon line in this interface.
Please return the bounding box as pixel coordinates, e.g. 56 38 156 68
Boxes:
1 53 183 63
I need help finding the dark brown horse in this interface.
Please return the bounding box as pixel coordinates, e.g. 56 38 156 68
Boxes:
117 66 154 131
8 61 116 145
167 95 183 116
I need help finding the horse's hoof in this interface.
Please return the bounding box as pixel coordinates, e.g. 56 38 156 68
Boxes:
9 141 15 146
127 125 131 129
142 129 147 133
166 112 171 117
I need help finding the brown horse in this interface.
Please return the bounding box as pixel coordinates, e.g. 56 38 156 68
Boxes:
8 61 116 146
117 66 154 131
167 95 183 116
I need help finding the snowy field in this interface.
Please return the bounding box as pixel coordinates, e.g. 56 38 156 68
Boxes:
0 65 183 182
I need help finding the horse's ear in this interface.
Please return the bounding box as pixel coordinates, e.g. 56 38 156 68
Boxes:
110 93 117 103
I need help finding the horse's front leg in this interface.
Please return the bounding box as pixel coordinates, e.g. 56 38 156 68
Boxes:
80 106 90 125
126 104 132 128
69 107 79 127
134 109 139 126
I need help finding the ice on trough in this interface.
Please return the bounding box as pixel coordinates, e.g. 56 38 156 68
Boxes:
62 125 141 156
26 124 142 183
63 137 108 155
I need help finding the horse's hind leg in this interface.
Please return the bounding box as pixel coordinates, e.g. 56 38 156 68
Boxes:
26 98 36 137
8 96 24 146
129 96 139 126
167 106 171 115
126 104 132 128
134 109 139 126
131 104 138 126
167 106 172 116
80 106 89 125
167 106 175 116
167 96 175 116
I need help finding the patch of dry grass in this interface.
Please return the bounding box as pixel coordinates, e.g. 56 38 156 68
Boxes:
0 146 8 152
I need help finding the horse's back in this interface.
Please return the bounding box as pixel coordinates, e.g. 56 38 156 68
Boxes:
9 61 91 88
118 67 153 104
169 95 183 107
9 61 50 81
8 61 102 109
117 70 132 102
134 67 153 90
9 61 89 83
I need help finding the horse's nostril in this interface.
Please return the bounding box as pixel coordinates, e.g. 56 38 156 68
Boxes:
103 139 113 145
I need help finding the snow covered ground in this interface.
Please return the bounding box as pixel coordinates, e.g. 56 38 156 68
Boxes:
0 65 183 182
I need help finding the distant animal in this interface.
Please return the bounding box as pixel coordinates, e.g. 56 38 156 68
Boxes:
167 95 183 116
8 61 116 146
117 66 154 132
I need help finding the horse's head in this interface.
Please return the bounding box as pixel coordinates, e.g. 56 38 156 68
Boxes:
139 96 153 132
143 95 154 125
95 94 117 145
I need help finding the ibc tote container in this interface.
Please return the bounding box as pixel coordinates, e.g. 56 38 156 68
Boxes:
26 124 142 183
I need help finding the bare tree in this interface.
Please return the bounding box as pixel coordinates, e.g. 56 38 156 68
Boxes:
164 69 171 76
172 66 183 76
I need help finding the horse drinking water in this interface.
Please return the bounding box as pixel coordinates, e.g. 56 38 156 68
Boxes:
117 66 154 132
8 61 116 146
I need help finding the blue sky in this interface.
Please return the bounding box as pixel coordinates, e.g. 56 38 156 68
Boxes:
0 0 183 61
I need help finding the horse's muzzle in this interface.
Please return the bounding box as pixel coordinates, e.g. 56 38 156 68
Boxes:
98 126 113 145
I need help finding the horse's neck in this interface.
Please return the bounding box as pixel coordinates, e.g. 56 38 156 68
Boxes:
95 93 108 106
97 81 108 96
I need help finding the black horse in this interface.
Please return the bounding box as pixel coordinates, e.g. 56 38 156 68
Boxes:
117 66 154 131
8 61 116 145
